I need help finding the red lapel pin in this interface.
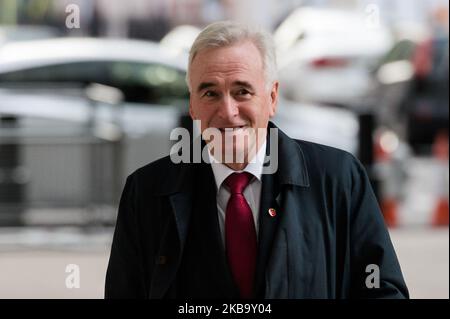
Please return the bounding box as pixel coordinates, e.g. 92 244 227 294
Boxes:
268 208 277 217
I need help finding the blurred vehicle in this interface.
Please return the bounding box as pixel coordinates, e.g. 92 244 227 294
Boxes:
160 25 201 54
0 37 189 107
368 37 417 137
371 33 449 154
0 38 190 218
274 7 393 109
0 25 61 47
405 35 448 154
273 99 358 153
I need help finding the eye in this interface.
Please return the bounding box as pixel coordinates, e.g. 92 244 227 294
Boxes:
203 90 218 98
237 88 250 95
234 88 253 100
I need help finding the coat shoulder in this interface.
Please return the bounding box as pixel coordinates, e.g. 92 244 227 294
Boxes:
294 139 363 182
128 155 191 196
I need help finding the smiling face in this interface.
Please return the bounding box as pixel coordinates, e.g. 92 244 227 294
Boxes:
188 40 279 170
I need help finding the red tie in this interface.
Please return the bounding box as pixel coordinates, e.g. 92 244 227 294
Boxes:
224 172 257 299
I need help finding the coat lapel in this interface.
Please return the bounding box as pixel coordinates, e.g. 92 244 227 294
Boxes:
254 167 281 297
261 122 314 299
194 162 240 297
149 160 239 298
149 190 193 298
268 186 318 298
148 156 195 298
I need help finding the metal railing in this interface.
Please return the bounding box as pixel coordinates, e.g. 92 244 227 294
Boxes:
0 84 125 227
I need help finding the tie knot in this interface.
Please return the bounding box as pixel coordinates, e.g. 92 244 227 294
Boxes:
224 172 253 194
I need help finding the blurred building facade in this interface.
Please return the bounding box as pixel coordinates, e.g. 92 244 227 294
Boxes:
0 0 448 38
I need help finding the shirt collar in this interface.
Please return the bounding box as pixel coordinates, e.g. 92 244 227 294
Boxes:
208 141 267 191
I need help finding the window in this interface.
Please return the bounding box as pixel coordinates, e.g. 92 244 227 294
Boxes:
0 61 189 105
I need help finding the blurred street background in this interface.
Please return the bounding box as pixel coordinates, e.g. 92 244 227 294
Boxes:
0 0 448 299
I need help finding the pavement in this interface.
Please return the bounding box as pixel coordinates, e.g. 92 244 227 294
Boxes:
0 226 447 299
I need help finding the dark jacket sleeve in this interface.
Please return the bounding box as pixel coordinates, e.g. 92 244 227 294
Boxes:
105 174 148 298
347 155 409 299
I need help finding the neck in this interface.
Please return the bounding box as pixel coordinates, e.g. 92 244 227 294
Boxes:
224 162 247 171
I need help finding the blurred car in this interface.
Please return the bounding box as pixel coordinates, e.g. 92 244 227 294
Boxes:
274 99 358 153
274 7 393 109
160 25 201 54
0 37 189 107
405 35 448 153
0 25 61 47
368 37 417 136
371 33 449 153
0 38 190 211
0 37 190 177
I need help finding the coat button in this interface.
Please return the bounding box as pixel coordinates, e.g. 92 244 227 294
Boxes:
268 208 277 217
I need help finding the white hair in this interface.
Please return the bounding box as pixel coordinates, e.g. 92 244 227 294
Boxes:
186 21 277 91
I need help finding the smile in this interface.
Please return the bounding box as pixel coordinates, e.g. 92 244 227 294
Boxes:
218 126 247 132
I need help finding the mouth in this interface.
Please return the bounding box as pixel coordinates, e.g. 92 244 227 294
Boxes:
218 125 248 133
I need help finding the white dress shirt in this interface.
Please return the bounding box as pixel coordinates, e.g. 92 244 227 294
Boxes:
207 141 266 246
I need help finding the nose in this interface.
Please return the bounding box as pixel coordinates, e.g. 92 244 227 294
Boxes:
217 95 239 121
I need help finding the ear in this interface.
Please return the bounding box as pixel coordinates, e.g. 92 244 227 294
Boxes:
189 97 195 120
269 81 279 118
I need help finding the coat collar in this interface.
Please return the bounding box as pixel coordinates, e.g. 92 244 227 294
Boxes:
265 121 310 188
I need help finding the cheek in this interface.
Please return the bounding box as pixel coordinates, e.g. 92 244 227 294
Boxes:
192 103 215 126
247 100 271 123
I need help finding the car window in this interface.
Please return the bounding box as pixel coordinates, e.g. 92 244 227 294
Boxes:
381 40 415 64
0 61 189 106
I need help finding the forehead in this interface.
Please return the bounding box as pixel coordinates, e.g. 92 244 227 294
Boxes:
190 41 264 83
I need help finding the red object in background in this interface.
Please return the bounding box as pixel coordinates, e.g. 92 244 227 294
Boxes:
433 200 449 226
432 131 449 227
432 130 449 161
310 57 348 68
412 38 433 79
381 198 398 228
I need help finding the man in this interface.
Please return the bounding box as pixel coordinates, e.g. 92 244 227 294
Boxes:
105 21 408 299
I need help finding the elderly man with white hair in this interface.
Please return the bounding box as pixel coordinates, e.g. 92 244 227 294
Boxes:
105 21 408 299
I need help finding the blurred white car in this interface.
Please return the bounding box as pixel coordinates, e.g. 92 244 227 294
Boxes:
0 37 191 162
160 25 201 54
0 25 60 47
0 38 191 209
274 7 393 109
0 37 188 105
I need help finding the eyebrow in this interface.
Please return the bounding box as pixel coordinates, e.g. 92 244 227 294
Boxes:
197 82 216 93
234 81 254 91
196 81 255 93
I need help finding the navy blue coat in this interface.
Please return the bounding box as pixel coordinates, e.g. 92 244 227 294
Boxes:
105 122 409 299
